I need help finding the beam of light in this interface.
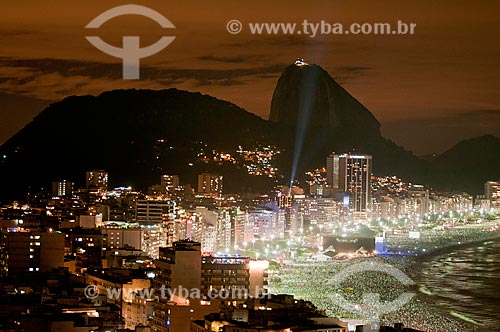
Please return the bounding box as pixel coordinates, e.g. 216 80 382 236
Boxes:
449 311 485 326
418 284 433 296
289 63 320 190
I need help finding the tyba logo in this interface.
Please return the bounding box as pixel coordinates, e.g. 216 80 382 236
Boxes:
85 4 175 79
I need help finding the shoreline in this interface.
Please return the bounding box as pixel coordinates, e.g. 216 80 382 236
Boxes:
381 231 500 263
412 232 500 261
382 221 500 261
405 234 500 332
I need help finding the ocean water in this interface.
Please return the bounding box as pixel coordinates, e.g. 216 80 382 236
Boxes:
412 240 500 331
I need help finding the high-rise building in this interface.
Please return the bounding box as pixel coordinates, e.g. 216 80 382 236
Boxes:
86 170 108 193
214 207 246 250
4 231 65 276
200 255 251 298
152 240 209 332
326 153 340 189
295 197 341 228
152 240 268 332
197 172 223 195
85 269 151 308
140 223 167 259
247 209 278 241
0 232 7 278
135 200 176 224
51 180 74 197
136 200 176 247
327 153 372 219
485 181 500 208
339 154 372 217
193 206 218 252
101 226 142 250
161 175 180 193
122 294 155 329
408 185 430 217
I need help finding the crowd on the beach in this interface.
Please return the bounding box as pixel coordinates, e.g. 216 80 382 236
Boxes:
269 257 477 332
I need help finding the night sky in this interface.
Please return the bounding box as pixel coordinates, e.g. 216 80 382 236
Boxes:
1 0 499 155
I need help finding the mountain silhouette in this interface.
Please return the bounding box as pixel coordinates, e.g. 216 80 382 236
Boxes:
270 62 380 135
1 63 497 200
431 135 500 193
0 89 283 199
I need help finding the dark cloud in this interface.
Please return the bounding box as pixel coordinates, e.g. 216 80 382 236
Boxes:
0 29 37 37
145 64 287 82
198 55 260 63
332 66 371 83
0 56 367 90
224 34 334 49
195 79 246 87
0 57 123 79
0 56 287 86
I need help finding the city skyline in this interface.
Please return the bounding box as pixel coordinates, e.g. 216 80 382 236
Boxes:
1 164 498 331
1 0 500 155
1 2 500 331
